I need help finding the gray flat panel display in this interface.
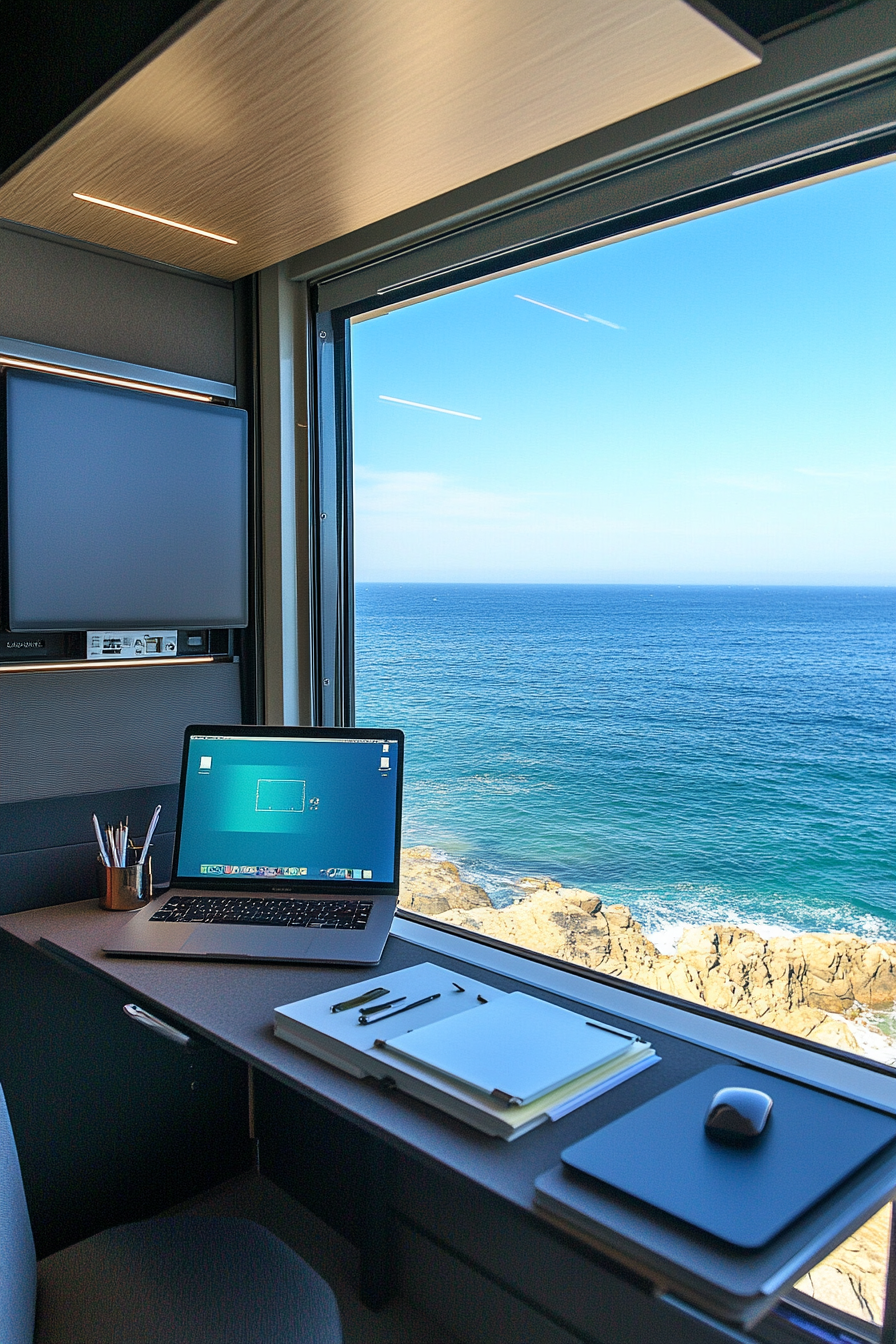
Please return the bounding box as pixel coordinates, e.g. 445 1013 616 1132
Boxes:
4 369 248 630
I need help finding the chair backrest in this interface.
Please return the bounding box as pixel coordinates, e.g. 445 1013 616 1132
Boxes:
0 1083 36 1344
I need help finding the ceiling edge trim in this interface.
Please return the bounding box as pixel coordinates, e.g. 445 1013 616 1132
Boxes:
0 217 234 286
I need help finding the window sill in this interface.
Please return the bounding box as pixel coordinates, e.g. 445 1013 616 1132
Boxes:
392 911 896 1112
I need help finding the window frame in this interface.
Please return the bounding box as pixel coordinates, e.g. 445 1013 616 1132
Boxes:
321 132 896 1095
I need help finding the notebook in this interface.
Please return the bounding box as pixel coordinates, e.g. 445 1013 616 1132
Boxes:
103 724 404 964
274 963 656 1138
560 1064 896 1249
381 990 636 1105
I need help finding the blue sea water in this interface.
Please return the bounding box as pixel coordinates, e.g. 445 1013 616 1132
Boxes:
355 585 896 945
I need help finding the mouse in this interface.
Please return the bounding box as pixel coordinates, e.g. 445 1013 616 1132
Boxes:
704 1086 773 1145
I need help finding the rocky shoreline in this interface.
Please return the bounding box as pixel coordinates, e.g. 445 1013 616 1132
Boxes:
398 846 896 1321
399 848 896 1059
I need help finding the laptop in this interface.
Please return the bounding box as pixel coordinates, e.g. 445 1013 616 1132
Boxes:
103 724 404 964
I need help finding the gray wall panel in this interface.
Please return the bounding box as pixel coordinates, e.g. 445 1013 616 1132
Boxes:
0 661 242 804
0 831 175 914
0 784 179 855
0 225 235 383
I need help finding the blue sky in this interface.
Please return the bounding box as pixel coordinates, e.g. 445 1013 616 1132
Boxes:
350 160 896 584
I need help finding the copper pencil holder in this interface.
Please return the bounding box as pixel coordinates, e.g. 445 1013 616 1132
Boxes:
97 857 153 910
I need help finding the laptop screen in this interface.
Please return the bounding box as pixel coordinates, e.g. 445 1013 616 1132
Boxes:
173 728 403 891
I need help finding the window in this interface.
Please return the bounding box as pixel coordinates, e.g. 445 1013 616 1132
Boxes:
336 158 895 1328
350 157 895 1062
302 67 896 1323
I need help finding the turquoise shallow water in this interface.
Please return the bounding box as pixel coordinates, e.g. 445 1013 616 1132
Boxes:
355 585 896 944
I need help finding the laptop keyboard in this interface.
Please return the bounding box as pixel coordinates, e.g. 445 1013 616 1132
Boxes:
149 896 373 930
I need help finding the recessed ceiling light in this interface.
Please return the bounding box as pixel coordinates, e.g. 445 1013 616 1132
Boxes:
72 192 238 245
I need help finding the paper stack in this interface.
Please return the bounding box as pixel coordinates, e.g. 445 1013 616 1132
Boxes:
274 962 657 1139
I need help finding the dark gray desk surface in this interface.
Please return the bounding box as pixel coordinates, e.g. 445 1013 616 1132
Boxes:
4 900 896 1328
0 900 720 1216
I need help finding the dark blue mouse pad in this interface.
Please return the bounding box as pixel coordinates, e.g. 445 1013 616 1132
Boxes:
561 1064 896 1249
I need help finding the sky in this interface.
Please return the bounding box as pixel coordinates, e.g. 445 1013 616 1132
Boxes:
350 160 896 585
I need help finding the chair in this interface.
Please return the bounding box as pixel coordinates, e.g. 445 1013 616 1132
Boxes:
1 1083 342 1344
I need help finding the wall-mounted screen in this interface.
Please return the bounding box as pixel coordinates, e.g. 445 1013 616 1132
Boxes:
3 369 248 630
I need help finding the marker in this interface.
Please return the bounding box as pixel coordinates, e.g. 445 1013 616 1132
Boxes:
364 992 441 1025
331 987 388 1014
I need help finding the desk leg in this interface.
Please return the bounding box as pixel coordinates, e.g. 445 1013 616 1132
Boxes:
882 1205 896 1344
358 1143 397 1310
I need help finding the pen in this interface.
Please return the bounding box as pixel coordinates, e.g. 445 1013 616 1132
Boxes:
138 805 162 865
586 1020 639 1042
331 987 388 1014
93 814 111 867
363 992 440 1025
358 996 406 1020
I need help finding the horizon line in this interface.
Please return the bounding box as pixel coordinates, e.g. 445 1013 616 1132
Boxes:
354 579 896 588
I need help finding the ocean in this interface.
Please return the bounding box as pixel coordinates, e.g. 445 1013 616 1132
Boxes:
355 584 895 948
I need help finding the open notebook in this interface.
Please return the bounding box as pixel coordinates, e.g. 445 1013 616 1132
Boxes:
275 963 656 1138
381 991 635 1105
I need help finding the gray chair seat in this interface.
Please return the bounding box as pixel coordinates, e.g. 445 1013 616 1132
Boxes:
34 1215 343 1344
2 1082 341 1344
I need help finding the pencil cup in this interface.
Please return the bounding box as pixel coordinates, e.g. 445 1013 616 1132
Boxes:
97 858 153 910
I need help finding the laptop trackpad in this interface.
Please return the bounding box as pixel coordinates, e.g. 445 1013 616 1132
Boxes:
181 925 315 959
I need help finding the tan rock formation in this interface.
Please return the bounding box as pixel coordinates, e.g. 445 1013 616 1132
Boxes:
433 890 896 1054
796 1205 891 1324
398 847 493 918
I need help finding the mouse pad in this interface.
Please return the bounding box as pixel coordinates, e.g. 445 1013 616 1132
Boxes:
561 1064 896 1249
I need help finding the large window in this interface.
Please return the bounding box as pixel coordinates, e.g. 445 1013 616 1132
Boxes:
338 155 895 1325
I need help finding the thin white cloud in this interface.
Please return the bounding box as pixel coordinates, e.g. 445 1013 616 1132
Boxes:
584 313 625 330
709 475 784 493
514 295 588 323
378 395 481 420
795 467 896 483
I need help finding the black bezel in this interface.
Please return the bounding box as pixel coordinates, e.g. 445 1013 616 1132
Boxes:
170 723 404 895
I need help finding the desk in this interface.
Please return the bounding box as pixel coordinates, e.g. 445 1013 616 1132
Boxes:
2 898 895 1344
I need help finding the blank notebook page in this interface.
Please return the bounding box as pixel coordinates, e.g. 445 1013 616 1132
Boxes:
383 992 631 1105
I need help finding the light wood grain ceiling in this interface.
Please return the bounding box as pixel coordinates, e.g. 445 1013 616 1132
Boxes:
0 0 759 280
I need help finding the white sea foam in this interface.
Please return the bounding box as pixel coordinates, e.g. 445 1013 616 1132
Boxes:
645 917 802 955
843 1014 896 1066
413 848 896 946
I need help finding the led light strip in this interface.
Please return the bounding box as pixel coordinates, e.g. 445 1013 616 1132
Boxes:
0 356 213 402
0 656 216 674
73 193 238 245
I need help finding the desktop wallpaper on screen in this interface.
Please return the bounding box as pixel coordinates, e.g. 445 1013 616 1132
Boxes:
175 735 400 883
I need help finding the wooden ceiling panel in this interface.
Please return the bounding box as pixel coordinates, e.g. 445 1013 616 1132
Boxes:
0 0 759 280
